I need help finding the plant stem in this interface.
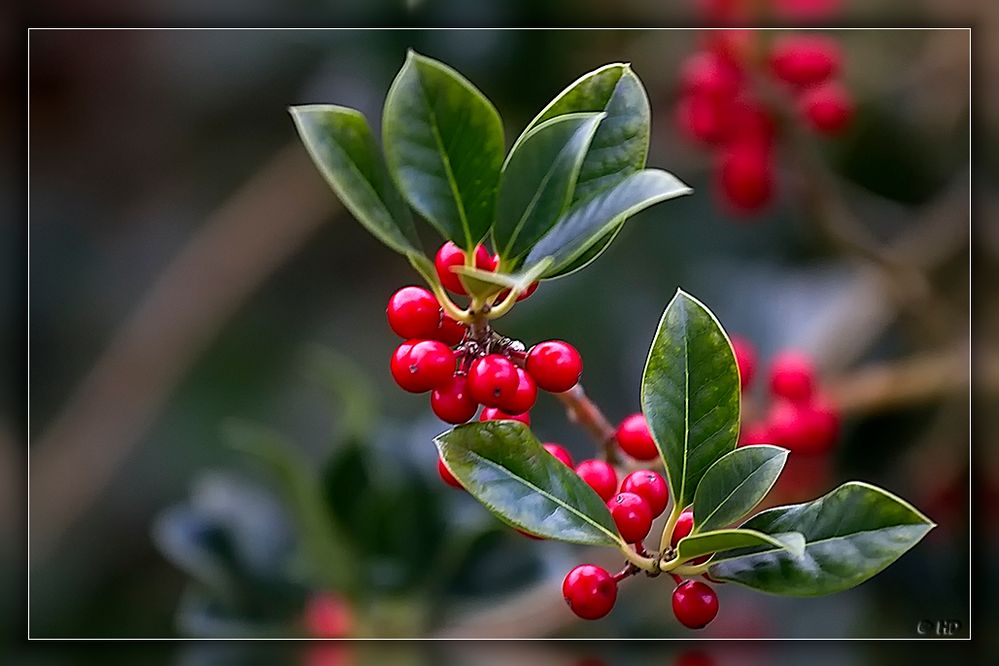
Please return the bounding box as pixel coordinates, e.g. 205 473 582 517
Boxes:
618 543 659 573
554 384 620 464
486 287 519 319
659 503 683 554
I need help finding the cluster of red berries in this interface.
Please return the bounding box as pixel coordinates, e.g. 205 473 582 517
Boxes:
387 242 577 426
676 28 853 214
731 336 840 455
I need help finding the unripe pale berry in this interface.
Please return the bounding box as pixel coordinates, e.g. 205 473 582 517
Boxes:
717 143 773 214
730 335 756 391
526 340 583 393
479 407 531 426
467 354 519 407
672 580 719 629
769 350 815 403
390 340 455 393
437 456 463 489
435 314 466 346
798 81 853 135
769 34 841 87
498 367 537 415
562 564 617 620
615 413 659 461
386 286 440 339
430 375 478 424
620 470 669 517
608 491 653 543
575 459 618 502
543 442 574 468
434 241 495 295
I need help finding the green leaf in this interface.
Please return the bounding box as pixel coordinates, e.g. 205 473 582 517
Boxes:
677 528 805 562
435 421 623 547
493 113 604 262
640 289 742 511
693 445 789 534
289 105 420 256
222 419 357 597
708 482 936 596
523 170 691 278
383 50 504 250
511 63 651 206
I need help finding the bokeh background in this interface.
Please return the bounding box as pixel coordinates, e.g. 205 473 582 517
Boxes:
20 9 988 652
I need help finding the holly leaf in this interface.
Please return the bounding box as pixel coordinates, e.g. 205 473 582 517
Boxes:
692 445 789 534
511 62 650 206
676 528 805 562
493 113 604 263
640 289 741 511
435 421 623 546
383 50 504 250
708 482 936 596
523 169 690 278
290 105 420 255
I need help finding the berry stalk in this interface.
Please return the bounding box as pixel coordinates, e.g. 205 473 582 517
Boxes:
553 384 620 465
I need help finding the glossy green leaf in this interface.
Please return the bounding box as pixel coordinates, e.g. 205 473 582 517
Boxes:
511 63 651 206
493 113 604 262
708 482 936 596
523 169 691 278
290 105 420 255
640 289 741 511
677 528 805 562
383 50 504 250
435 421 622 546
693 445 789 534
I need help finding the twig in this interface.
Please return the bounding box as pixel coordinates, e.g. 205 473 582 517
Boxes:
553 384 619 464
30 144 335 563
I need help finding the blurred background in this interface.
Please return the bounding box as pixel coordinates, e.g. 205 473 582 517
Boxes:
19 5 989 653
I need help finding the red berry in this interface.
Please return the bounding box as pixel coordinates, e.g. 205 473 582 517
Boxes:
769 34 841 87
437 456 463 489
774 0 841 20
716 143 773 214
543 442 574 468
303 593 354 638
620 470 669 517
467 354 519 407
769 350 815 403
671 509 695 547
769 395 839 454
738 421 772 446
608 492 653 543
615 413 659 461
680 51 741 101
435 315 466 346
497 277 540 304
434 241 494 295
799 81 853 135
430 375 478 424
726 98 775 149
525 340 582 393
672 580 719 629
703 29 755 65
498 367 537 415
390 340 455 393
677 93 730 145
805 394 840 453
730 335 756 391
479 407 531 426
386 286 440 339
562 564 617 620
575 459 618 501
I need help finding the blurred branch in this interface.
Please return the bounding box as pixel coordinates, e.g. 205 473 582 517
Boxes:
826 347 972 417
30 144 335 564
554 384 619 464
